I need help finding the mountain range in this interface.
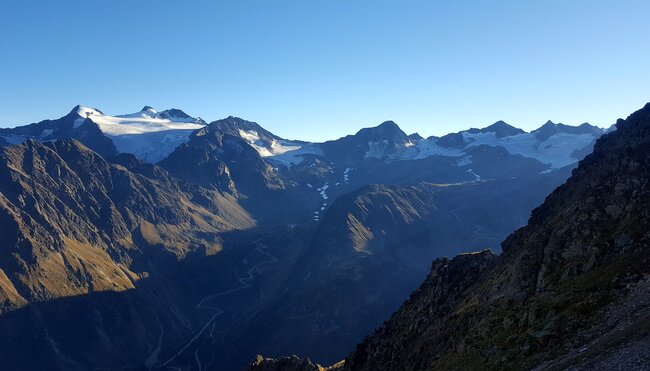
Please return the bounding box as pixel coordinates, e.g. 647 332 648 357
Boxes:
248 103 650 370
1 105 605 169
0 104 622 370
1 105 606 224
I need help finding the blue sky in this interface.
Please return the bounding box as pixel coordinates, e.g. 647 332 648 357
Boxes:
1 0 649 141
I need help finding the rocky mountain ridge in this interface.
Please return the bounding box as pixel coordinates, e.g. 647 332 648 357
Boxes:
0 139 253 310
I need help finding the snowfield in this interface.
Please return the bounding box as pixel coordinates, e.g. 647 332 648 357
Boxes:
371 131 600 169
80 106 206 163
460 131 598 168
238 129 323 166
383 139 464 161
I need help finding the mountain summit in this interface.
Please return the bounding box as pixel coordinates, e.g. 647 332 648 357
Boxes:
533 120 602 141
479 120 526 137
355 120 410 144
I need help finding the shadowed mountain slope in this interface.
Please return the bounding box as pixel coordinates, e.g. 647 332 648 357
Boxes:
340 103 650 370
248 102 650 370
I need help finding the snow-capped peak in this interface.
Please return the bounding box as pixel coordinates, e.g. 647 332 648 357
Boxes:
74 106 104 128
141 105 157 114
76 105 103 119
238 128 322 166
78 106 206 163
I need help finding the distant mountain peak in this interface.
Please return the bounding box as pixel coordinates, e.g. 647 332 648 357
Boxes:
75 105 104 118
205 116 281 142
377 120 399 128
69 104 83 115
460 120 525 139
533 120 603 141
157 108 194 120
141 105 157 113
376 120 406 135
481 120 525 138
356 120 409 143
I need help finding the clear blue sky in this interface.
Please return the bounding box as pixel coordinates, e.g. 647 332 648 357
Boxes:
1 0 649 141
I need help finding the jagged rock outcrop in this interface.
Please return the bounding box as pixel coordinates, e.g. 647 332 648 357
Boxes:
245 355 328 371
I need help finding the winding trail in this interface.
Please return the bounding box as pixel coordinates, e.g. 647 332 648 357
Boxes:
155 241 278 369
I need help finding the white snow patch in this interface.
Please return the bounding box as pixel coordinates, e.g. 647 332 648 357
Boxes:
341 167 352 184
39 129 54 138
365 140 390 158
461 131 598 168
386 139 463 161
239 129 322 166
238 130 262 145
316 183 330 200
466 168 481 181
455 157 472 166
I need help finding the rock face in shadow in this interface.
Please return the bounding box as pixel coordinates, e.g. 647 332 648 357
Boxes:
249 103 650 370
229 176 566 368
0 106 117 157
159 116 284 195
